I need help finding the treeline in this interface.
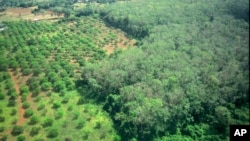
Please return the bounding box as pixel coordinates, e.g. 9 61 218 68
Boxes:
0 0 36 7
78 0 249 140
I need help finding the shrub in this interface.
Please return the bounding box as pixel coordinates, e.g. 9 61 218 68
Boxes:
42 118 53 127
7 100 16 107
21 93 28 102
24 109 33 118
37 104 45 111
11 126 23 136
62 97 69 104
47 128 58 138
55 111 63 120
10 109 17 116
30 126 40 136
0 135 7 141
12 118 17 125
52 101 61 109
22 102 30 109
77 97 86 105
20 85 29 95
0 126 4 132
32 88 40 97
17 135 26 141
0 116 5 122
0 93 5 100
41 82 51 91
22 69 32 75
76 120 85 129
95 121 102 129
29 116 39 125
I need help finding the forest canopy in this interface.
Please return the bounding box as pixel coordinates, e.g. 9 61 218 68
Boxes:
78 0 249 140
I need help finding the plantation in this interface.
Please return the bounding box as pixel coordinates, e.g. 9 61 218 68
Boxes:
0 0 249 141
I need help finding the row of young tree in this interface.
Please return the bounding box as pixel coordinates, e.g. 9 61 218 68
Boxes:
78 0 249 140
0 18 109 94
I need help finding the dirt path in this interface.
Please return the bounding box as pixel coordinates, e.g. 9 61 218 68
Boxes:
8 69 25 125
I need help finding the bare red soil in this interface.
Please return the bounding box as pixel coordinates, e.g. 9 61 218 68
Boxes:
8 69 26 125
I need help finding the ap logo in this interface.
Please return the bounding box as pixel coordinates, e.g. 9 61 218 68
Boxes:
234 129 247 136
230 125 249 141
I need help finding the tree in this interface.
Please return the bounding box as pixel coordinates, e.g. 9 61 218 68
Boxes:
0 57 8 71
47 128 58 138
30 126 40 136
53 80 66 92
20 85 29 95
24 109 34 118
42 118 53 127
17 135 25 141
11 126 23 136
0 93 5 100
29 116 39 125
41 82 51 91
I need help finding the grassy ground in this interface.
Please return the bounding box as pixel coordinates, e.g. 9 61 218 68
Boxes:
0 7 63 22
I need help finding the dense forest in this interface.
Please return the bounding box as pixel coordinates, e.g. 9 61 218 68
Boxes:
0 0 249 141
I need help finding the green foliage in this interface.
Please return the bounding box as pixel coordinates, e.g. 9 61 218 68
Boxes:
79 0 249 140
0 126 4 132
0 135 7 141
47 128 58 138
11 126 24 136
17 135 26 141
0 93 5 100
52 101 61 109
42 118 53 128
24 109 34 118
76 120 85 129
10 109 17 116
29 116 39 125
30 126 41 136
0 116 5 122
20 85 29 94
41 82 52 91
22 102 30 109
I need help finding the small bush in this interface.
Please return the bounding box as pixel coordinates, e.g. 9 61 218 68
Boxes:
76 120 85 129
67 105 73 111
61 97 69 104
29 116 39 125
17 135 26 141
34 96 41 102
12 118 17 125
65 137 72 141
24 109 34 118
10 109 17 116
0 126 5 132
7 100 16 107
0 93 5 100
47 128 58 138
37 104 45 111
55 111 63 120
0 116 5 122
0 135 7 141
42 118 53 127
11 126 23 136
21 93 28 102
95 121 102 129
30 126 40 136
77 97 86 105
22 102 30 109
52 102 61 109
